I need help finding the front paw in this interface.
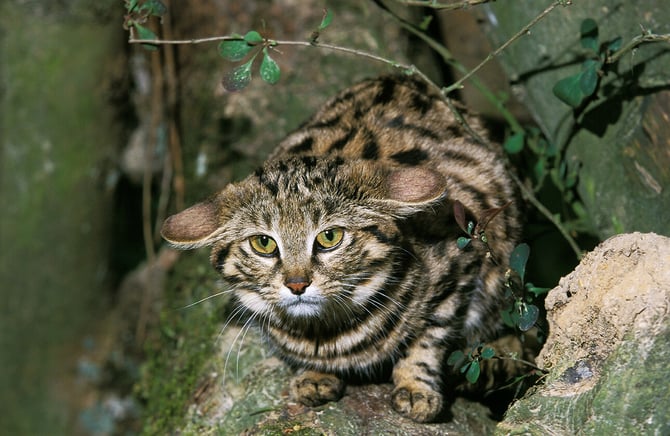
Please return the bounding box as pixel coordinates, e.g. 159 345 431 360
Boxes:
290 370 345 407
391 382 443 423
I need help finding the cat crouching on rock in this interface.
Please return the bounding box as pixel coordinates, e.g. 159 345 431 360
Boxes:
161 75 521 422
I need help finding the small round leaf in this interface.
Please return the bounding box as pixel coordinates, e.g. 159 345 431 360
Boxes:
466 360 481 383
607 36 623 53
447 350 465 366
553 73 585 108
260 49 280 84
509 243 530 283
244 30 263 44
516 301 540 331
133 24 158 51
504 131 525 154
457 237 471 249
481 347 495 359
219 40 253 61
319 8 334 30
579 60 600 96
580 18 599 52
222 59 253 92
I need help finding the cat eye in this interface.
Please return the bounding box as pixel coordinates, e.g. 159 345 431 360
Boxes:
249 235 278 256
315 227 344 251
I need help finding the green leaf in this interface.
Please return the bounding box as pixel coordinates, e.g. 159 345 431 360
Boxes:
481 347 495 359
509 243 530 283
579 60 600 96
466 360 481 383
580 18 599 52
318 8 334 30
501 307 516 328
553 73 585 108
133 23 158 50
260 48 280 84
126 0 139 13
533 158 547 181
607 36 623 53
218 39 253 61
447 350 465 366
244 30 263 44
139 0 167 16
504 131 525 154
222 59 254 92
526 283 550 297
516 301 539 331
457 237 471 249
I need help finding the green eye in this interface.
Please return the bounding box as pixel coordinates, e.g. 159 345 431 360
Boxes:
249 235 278 256
315 228 344 250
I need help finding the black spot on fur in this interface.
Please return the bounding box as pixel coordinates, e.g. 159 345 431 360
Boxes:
290 136 314 153
329 129 356 152
373 76 397 105
362 137 379 160
391 148 430 166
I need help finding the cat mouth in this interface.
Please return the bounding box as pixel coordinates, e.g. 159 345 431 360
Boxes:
281 296 323 317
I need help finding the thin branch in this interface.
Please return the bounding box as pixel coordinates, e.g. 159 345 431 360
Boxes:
373 0 524 133
443 0 566 94
393 0 492 10
511 170 583 259
129 35 439 87
128 35 237 45
494 355 548 374
606 31 670 64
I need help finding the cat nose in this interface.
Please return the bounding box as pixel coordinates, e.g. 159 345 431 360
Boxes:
285 277 311 295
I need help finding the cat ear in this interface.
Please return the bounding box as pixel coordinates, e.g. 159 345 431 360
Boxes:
385 167 447 205
161 200 223 249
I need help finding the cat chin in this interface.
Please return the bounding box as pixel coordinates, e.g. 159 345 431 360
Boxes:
280 297 323 318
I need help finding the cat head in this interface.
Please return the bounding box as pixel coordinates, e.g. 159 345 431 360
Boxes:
161 156 446 323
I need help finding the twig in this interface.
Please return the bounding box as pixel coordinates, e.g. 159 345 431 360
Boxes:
494 355 548 374
443 0 567 94
606 30 670 64
393 0 492 10
510 171 583 259
373 0 524 133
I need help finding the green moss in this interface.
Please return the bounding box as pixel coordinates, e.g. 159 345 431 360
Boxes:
138 251 227 434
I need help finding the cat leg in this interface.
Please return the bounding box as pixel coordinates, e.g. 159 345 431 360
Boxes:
290 370 345 407
391 328 447 422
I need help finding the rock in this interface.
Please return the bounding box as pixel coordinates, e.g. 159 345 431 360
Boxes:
499 232 670 434
176 323 501 435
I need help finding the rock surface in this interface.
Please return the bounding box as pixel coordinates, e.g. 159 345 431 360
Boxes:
499 232 670 434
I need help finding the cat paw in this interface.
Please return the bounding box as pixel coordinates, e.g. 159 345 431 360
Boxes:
391 383 443 423
290 370 345 407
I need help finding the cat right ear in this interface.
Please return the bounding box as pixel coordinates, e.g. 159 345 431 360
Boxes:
161 200 223 249
385 167 447 205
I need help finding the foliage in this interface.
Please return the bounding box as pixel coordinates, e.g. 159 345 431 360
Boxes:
123 0 167 50
553 19 622 108
502 243 549 332
448 344 496 384
453 199 511 263
218 9 333 91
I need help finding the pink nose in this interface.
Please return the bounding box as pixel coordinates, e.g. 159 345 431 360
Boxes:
285 278 310 295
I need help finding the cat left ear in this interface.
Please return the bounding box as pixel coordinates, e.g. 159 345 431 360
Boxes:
161 200 223 249
385 167 447 205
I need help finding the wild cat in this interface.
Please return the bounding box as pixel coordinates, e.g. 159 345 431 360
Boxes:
161 75 521 422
